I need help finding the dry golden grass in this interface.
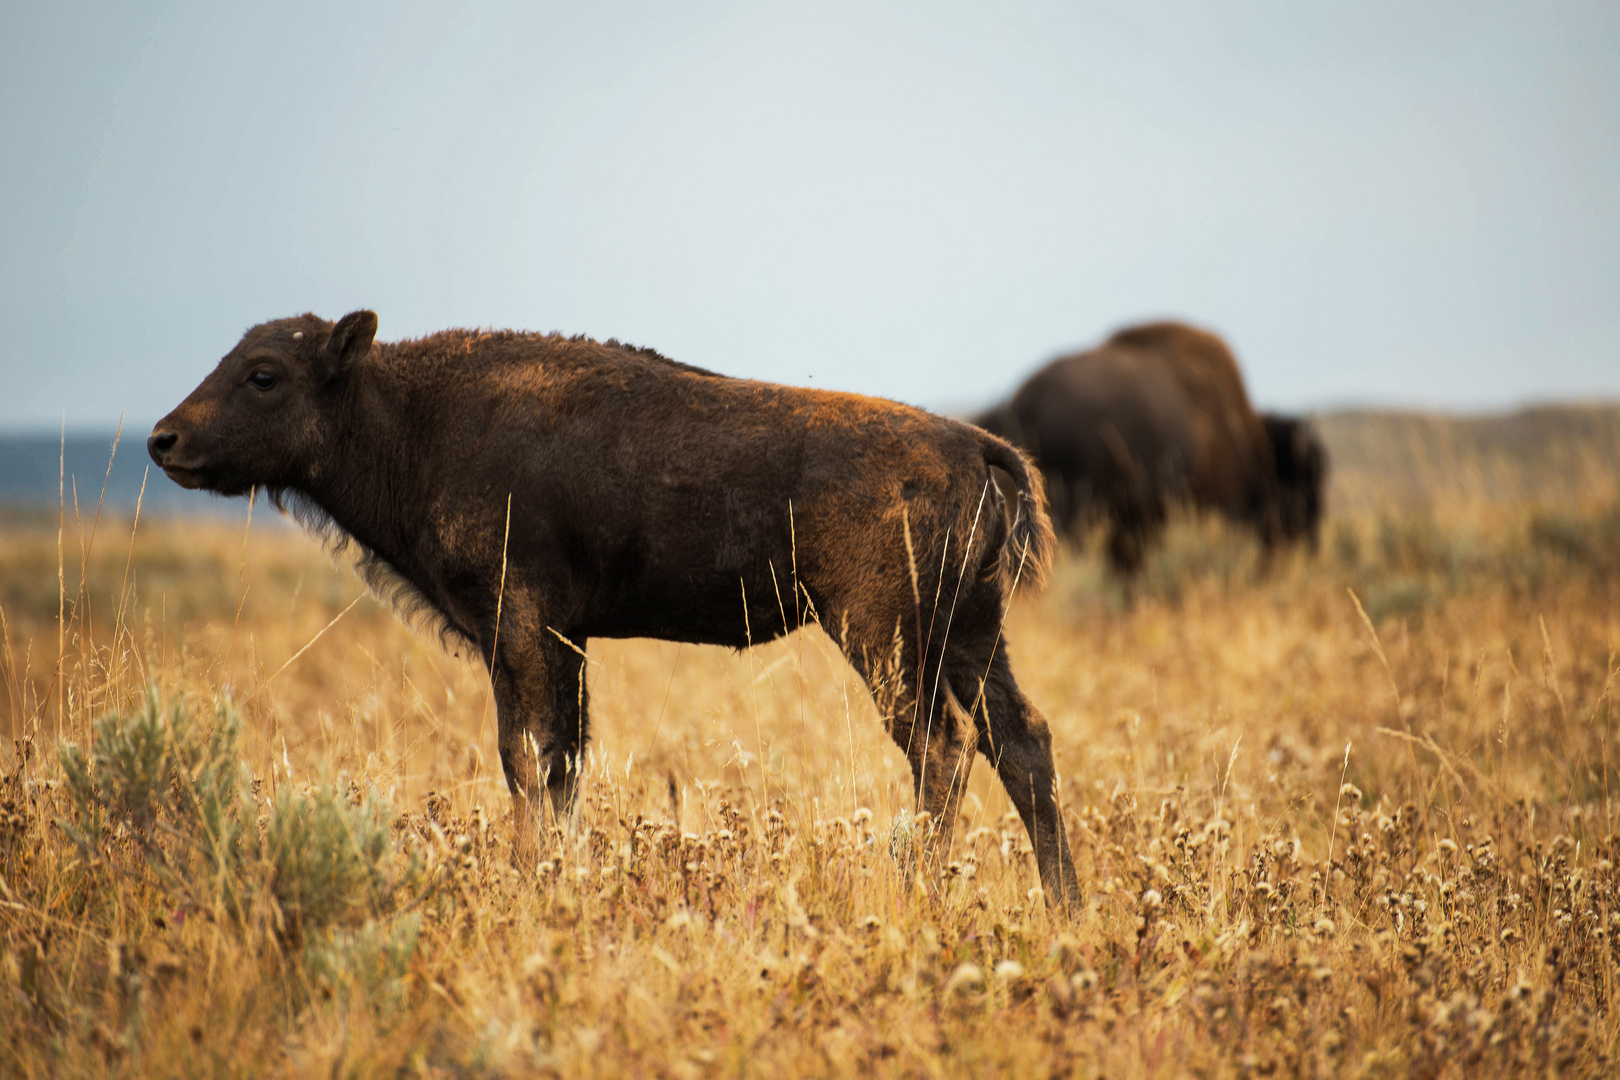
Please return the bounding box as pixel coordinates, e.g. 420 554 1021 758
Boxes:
2 422 1619 1078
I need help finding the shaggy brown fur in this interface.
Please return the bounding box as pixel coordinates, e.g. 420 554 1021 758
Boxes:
149 311 1081 909
976 321 1327 574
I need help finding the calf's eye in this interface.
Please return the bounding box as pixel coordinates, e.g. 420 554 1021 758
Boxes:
249 370 277 391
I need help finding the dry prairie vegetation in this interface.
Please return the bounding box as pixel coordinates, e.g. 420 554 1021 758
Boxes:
2 412 1620 1078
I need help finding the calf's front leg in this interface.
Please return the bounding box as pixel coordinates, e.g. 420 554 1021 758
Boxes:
488 628 592 869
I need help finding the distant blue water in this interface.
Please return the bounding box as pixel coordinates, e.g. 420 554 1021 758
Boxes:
0 432 251 519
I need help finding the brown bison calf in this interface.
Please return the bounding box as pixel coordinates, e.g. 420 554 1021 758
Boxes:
149 311 1082 909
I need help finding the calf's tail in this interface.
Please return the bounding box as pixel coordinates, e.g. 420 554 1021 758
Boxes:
974 429 1056 593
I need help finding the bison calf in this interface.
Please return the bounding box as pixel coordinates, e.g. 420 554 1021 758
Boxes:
150 311 1082 909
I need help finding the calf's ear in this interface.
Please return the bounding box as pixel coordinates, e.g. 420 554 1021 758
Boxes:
325 310 378 376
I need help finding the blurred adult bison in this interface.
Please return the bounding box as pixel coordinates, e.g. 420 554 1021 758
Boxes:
975 322 1327 574
149 310 1082 909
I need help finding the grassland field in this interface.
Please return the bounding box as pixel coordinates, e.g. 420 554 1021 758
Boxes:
2 405 1620 1078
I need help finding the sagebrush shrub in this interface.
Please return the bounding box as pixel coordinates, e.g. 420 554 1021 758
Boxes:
58 691 416 944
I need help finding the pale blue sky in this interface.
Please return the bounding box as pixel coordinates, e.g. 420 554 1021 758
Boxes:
2 1 1616 431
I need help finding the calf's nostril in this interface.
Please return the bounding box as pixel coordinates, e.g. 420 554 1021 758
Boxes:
148 430 179 462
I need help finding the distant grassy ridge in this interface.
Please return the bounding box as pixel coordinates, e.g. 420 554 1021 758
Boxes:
1318 402 1620 511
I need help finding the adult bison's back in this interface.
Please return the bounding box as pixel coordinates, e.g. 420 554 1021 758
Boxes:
977 321 1325 574
149 311 1081 909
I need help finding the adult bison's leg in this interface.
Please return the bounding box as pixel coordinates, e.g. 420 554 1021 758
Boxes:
968 645 1083 912
1106 494 1165 578
488 628 592 868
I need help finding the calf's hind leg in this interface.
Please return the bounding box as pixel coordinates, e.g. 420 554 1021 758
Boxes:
489 628 592 867
836 620 978 873
958 646 1083 911
899 680 982 867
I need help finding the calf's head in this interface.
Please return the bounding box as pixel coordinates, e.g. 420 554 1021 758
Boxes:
148 311 378 495
1261 413 1328 549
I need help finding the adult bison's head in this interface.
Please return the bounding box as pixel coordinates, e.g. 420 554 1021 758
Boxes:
148 311 377 496
1260 413 1328 549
